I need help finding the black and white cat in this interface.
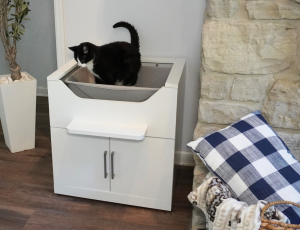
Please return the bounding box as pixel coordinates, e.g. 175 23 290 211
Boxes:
69 21 141 86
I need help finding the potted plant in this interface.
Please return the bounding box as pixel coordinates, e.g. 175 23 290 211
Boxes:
0 0 36 153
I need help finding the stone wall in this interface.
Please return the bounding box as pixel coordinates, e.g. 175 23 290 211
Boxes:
192 0 300 229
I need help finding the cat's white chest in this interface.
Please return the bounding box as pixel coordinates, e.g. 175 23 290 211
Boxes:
85 59 101 80
86 59 94 72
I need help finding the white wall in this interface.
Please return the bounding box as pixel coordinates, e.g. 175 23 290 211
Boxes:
62 0 206 163
0 0 206 163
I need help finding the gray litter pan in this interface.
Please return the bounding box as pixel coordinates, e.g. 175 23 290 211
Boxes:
64 63 173 102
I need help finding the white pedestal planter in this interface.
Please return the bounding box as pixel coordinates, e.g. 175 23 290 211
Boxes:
0 72 36 153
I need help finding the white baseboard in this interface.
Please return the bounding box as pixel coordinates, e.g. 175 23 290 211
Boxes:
37 87 48 97
175 151 195 166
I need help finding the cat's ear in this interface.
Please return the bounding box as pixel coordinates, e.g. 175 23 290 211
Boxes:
83 46 89 54
69 46 78 52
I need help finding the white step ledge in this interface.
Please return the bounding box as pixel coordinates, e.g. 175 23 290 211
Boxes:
67 119 147 140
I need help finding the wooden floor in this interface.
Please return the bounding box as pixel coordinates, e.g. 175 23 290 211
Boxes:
0 97 194 230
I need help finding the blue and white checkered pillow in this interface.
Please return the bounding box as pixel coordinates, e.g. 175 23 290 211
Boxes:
187 111 300 224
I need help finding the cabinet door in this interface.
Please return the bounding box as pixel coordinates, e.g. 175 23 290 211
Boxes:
110 137 175 201
51 128 110 192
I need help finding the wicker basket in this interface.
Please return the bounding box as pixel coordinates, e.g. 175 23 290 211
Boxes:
260 201 300 230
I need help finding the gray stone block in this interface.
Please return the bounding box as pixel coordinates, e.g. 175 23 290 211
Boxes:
262 80 300 130
231 75 274 103
199 99 260 125
247 1 300 20
202 21 297 75
275 129 300 161
201 74 230 100
207 0 238 18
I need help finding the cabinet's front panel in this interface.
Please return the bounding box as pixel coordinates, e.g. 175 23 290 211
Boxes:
110 137 175 202
48 81 178 139
51 128 110 192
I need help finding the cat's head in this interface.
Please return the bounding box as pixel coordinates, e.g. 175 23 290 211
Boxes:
69 42 95 67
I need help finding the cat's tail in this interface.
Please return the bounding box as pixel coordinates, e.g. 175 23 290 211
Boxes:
113 21 140 50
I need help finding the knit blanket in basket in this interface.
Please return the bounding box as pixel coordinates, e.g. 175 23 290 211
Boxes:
188 174 289 230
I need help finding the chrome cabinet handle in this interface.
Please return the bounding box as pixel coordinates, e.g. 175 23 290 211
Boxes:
111 151 115 179
104 151 108 178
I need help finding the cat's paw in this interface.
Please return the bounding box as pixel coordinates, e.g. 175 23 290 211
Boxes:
77 62 87 67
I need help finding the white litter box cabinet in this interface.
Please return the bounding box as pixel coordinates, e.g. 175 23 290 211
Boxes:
47 57 185 211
